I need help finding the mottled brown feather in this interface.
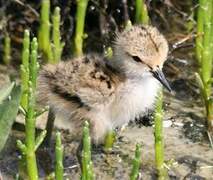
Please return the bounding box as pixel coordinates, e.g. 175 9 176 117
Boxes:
37 54 125 139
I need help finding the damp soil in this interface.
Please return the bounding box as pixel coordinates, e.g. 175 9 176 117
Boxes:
0 0 213 179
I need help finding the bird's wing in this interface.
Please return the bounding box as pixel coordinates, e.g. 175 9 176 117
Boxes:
38 54 123 112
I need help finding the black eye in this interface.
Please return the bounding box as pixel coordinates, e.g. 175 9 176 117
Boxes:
132 56 141 63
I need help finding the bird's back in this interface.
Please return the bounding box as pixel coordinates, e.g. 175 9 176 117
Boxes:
37 54 124 136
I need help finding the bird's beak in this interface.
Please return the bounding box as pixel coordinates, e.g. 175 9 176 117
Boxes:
151 68 172 92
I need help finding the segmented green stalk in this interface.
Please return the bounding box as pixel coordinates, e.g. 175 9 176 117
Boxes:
201 0 213 129
195 0 213 130
154 89 168 180
81 121 94 180
201 0 212 84
20 30 30 110
55 132 64 180
18 34 41 180
74 0 89 56
135 0 149 24
130 144 142 180
25 37 39 180
104 130 116 152
195 0 206 64
52 7 64 64
38 0 53 62
30 38 39 90
25 86 38 180
3 33 11 65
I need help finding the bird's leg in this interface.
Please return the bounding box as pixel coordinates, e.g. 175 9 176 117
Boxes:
43 107 55 146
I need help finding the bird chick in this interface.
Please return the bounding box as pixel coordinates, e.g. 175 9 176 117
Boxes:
38 25 171 144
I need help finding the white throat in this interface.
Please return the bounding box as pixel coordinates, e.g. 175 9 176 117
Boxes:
109 72 160 127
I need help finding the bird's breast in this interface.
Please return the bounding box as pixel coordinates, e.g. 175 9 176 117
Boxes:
109 76 160 127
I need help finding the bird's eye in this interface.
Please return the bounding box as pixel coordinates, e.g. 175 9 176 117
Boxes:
132 56 141 63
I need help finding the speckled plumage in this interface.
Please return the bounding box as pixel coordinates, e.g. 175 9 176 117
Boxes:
38 25 169 143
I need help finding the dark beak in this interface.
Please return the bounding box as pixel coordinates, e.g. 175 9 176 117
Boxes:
151 68 172 92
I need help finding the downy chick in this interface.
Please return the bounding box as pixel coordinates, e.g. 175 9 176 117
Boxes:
38 25 171 144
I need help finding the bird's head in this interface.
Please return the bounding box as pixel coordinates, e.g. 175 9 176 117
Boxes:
113 25 171 92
